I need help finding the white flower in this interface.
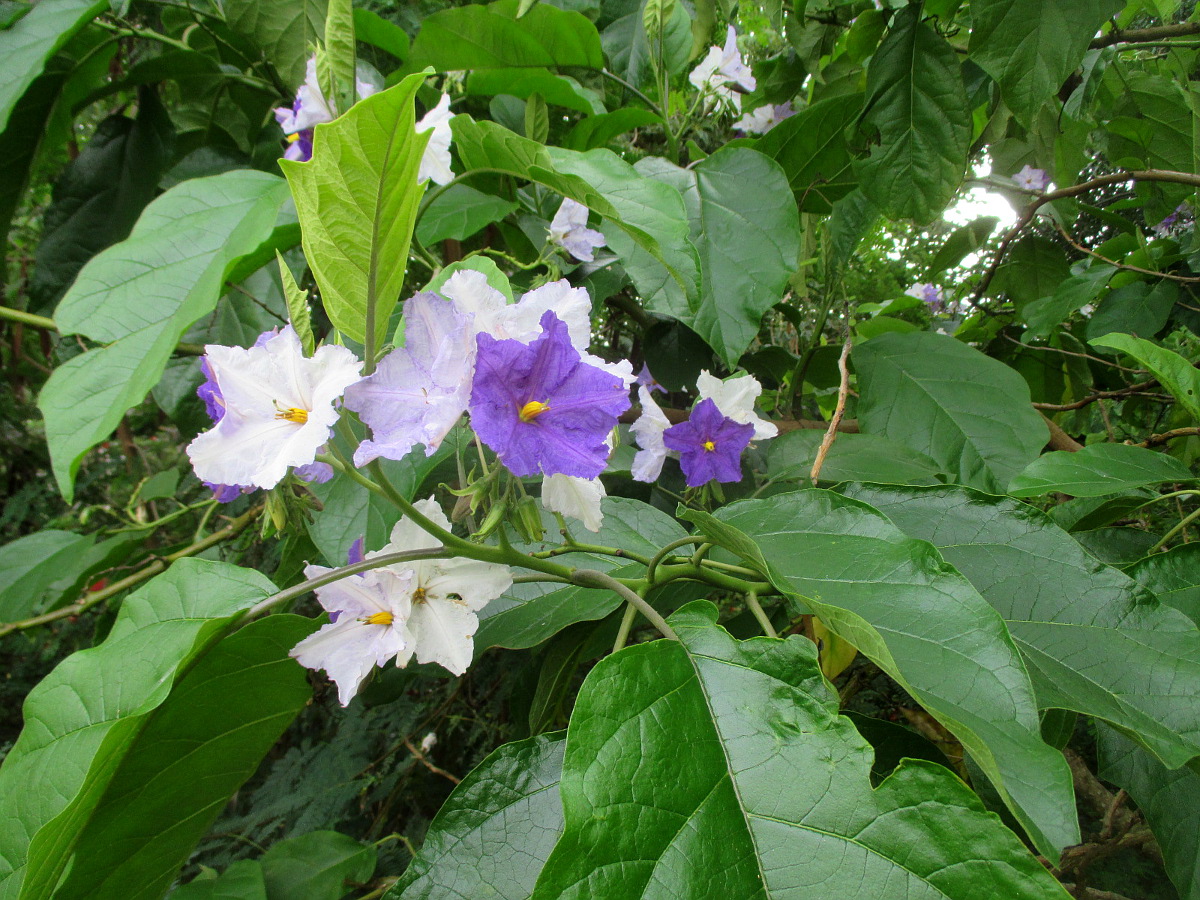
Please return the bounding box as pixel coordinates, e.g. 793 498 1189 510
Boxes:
631 385 673 482
548 198 606 262
419 732 438 753
734 102 794 135
689 26 756 111
695 370 778 441
186 326 362 490
542 473 606 532
416 94 455 186
290 566 417 706
276 56 381 136
371 499 512 675
1012 165 1051 192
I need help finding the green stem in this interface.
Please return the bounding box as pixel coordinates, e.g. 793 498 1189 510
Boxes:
744 591 778 638
782 289 835 416
95 19 194 52
1151 505 1200 552
645 536 706 585
572 569 678 641
0 305 55 330
595 69 664 118
1135 489 1200 510
613 602 638 653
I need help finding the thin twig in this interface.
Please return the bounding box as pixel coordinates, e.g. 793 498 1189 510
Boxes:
1137 426 1200 448
1000 334 1148 375
571 569 678 641
810 335 853 485
1091 21 1200 48
1053 221 1200 283
1033 379 1159 411
403 737 461 785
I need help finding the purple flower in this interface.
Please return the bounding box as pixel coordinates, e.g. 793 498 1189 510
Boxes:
1153 203 1193 238
905 282 945 313
294 458 334 483
1012 165 1051 192
205 481 248 504
662 398 753 487
469 312 630 479
636 363 667 394
283 129 314 162
197 357 225 424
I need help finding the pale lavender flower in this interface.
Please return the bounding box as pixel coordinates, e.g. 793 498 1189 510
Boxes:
906 282 945 313
690 26 756 111
734 102 795 135
1012 165 1051 192
548 198 606 262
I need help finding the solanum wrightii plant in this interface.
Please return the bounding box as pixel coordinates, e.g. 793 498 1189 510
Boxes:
1 0 1199 896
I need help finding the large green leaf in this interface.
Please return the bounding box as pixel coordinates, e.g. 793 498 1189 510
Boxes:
1009 443 1195 498
52 615 315 900
1097 724 1200 900
766 429 945 487
415 184 518 246
260 831 376 900
465 68 604 115
38 170 290 500
601 0 691 89
223 0 327 87
390 733 565 899
969 0 1123 126
533 602 1069 898
476 497 689 651
842 483 1200 771
171 860 267 900
0 530 92 620
0 559 278 900
612 148 800 367
563 108 661 151
687 491 1078 858
408 0 603 71
28 87 174 313
854 331 1048 493
452 118 697 301
1127 544 1200 628
753 93 862 213
0 0 106 133
1090 333 1200 423
855 5 969 223
281 73 428 353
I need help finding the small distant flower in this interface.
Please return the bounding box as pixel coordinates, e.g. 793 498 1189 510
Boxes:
419 732 438 753
636 364 666 394
548 198 606 262
662 398 753 487
631 385 673 483
734 102 795 135
290 565 417 706
689 25 756 111
470 312 631 479
370 498 513 675
905 282 945 312
416 94 455 185
344 292 475 466
1152 203 1193 238
186 326 362 490
695 371 778 441
542 473 606 532
1012 165 1051 192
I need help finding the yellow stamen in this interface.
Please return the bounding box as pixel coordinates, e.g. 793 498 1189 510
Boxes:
286 133 300 144
703 440 716 452
519 400 551 422
412 587 427 604
275 406 309 424
364 611 393 626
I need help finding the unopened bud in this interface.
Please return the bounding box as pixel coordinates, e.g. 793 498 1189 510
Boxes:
511 496 545 543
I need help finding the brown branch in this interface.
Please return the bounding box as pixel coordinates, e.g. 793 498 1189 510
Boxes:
403 737 461 785
810 336 853 485
1138 426 1200 448
1053 221 1200 283
0 505 263 637
972 170 1200 304
1033 379 1159 411
1091 21 1200 48
1043 413 1084 452
1001 334 1149 375
1058 884 1144 900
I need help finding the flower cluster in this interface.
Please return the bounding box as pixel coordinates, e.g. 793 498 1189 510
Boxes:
290 498 512 704
906 282 945 313
274 56 455 184
689 26 756 111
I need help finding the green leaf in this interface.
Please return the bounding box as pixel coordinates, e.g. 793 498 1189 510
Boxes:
476 497 688 650
1097 723 1200 900
353 8 409 62
685 492 1079 858
38 170 290 500
1085 280 1178 344
28 87 174 313
0 0 106 133
466 68 604 115
223 0 327 87
615 148 800 367
563 108 661 151
0 559 278 900
601 0 691 88
389 734 565 899
0 530 93 620
277 251 314 356
841 483 1200 771
281 73 429 353
854 332 1049 493
767 429 946 486
1022 265 1116 339
753 93 862 213
533 601 1069 898
524 91 549 143
51 615 315 900
416 184 518 246
171 860 267 900
969 0 1122 126
990 235 1070 309
1127 544 1200 627
1090 332 1200 422
929 216 1001 276
260 831 375 900
1009 443 1194 498
321 0 355 111
408 0 603 71
855 5 969 223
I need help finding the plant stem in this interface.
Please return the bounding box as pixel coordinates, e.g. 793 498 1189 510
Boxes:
646 536 706 584
571 569 678 641
744 591 778 638
1151 505 1200 552
613 602 639 652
